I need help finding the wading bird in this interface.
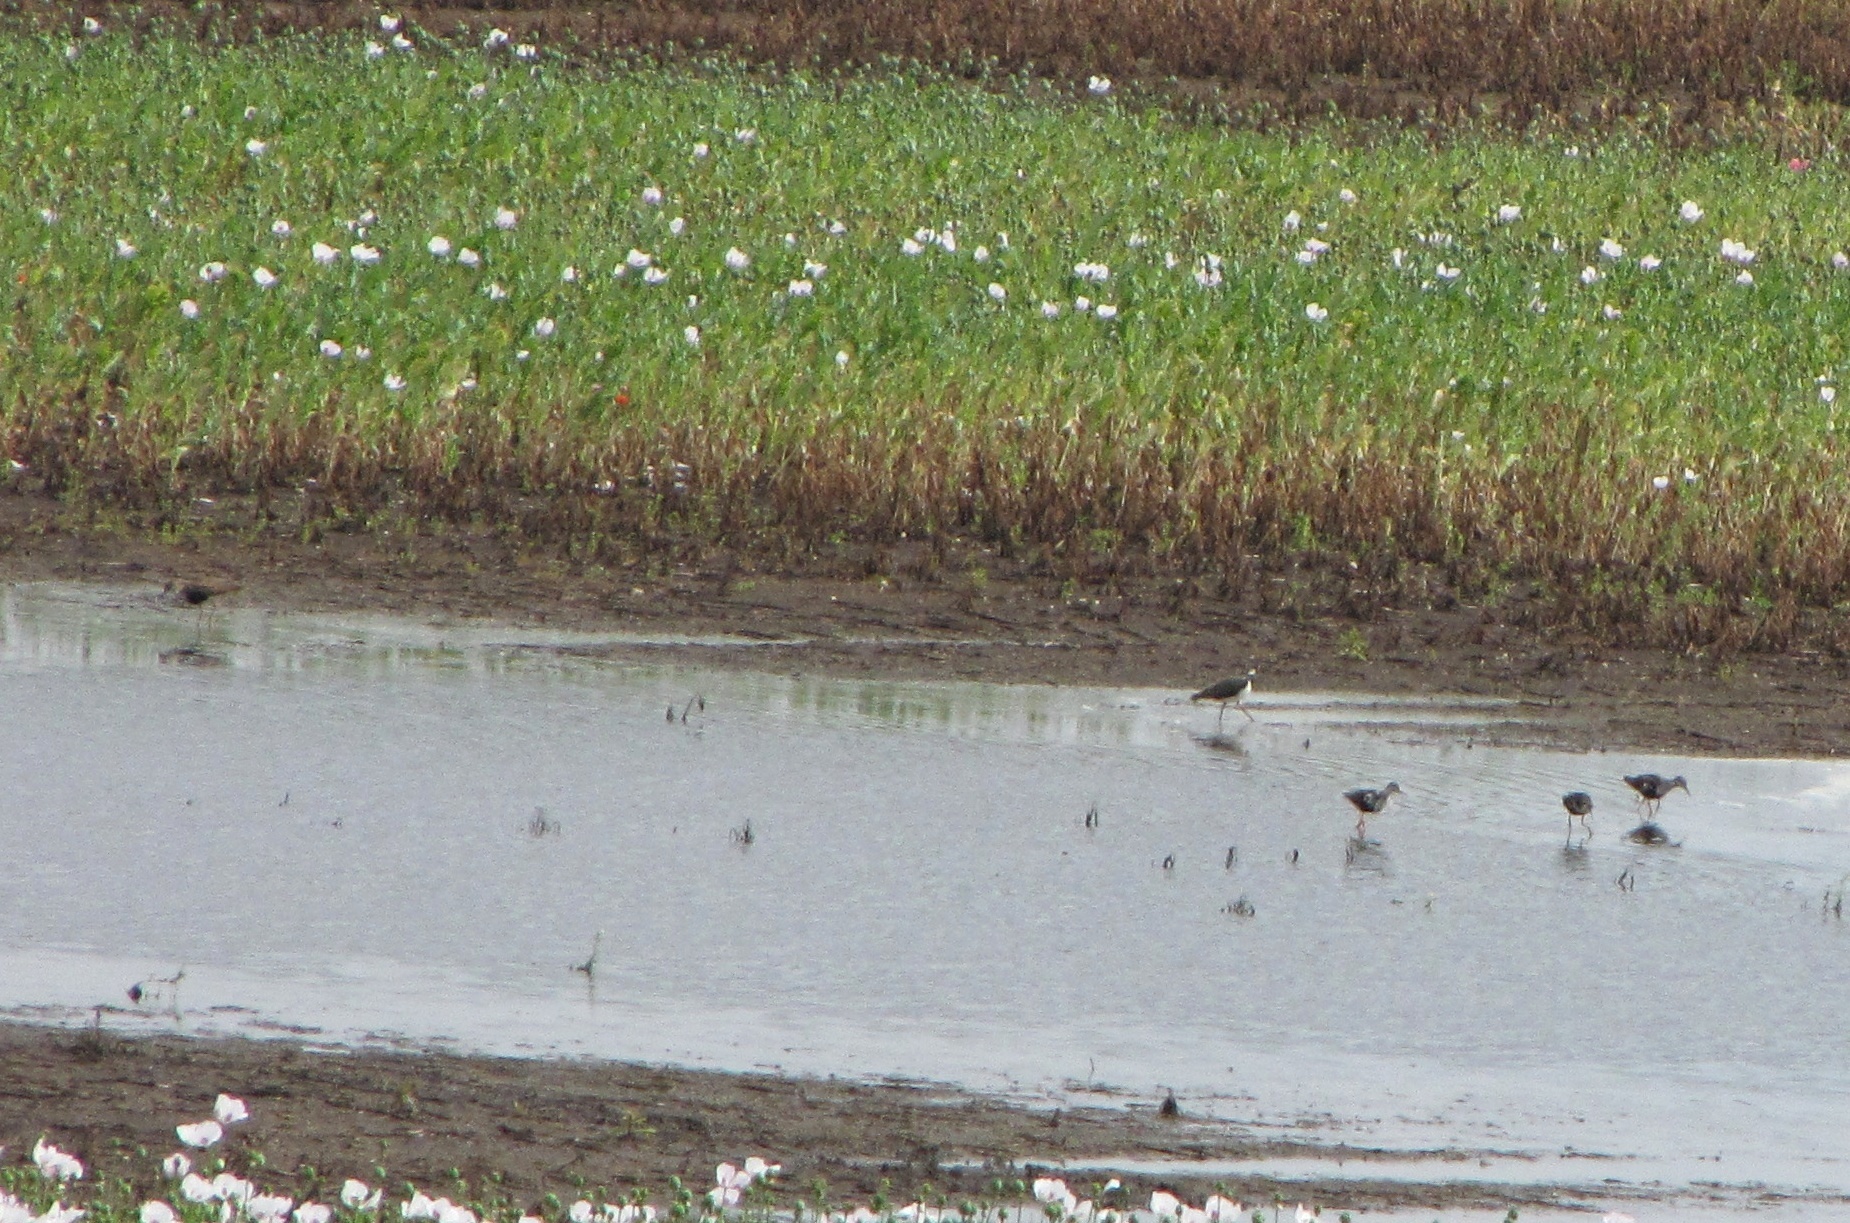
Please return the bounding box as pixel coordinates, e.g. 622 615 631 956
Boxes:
1343 781 1401 838
1191 669 1256 727
1623 773 1688 815
1562 791 1594 838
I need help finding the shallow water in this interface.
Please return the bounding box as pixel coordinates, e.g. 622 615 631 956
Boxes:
4 581 1849 1215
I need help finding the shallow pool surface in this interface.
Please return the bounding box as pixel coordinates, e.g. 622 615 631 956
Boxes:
4 581 1849 1215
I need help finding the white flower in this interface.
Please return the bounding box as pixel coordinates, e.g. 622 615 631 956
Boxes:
901 238 924 256
179 299 200 319
1294 250 1318 265
669 217 686 235
514 349 529 361
1652 475 1671 490
352 346 371 361
1095 303 1118 320
392 33 415 51
312 242 339 265
684 324 701 346
486 282 508 300
734 128 756 145
1283 210 1301 232
1603 304 1623 320
1194 262 1223 288
1436 263 1461 280
514 43 537 60
828 220 847 236
787 279 814 297
271 219 292 237
199 261 228 282
1580 265 1601 285
114 238 137 259
835 350 850 368
1127 232 1147 248
1835 251 1850 270
427 236 452 258
1087 75 1111 95
724 247 750 271
175 1121 223 1149
249 1195 294 1223
383 373 406 392
1720 239 1755 265
83 15 102 33
483 27 509 48
803 260 827 279
983 282 1006 302
626 248 653 268
1823 385 1837 403
213 1095 250 1125
973 245 990 263
340 1182 381 1212
1074 296 1091 312
533 317 555 337
1496 204 1522 224
1339 188 1358 203
33 1140 83 1181
1073 261 1110 282
643 266 669 285
1638 255 1662 271
1736 270 1754 286
1598 238 1625 259
243 105 258 120
162 1155 192 1181
1304 302 1328 322
319 339 343 358
641 186 664 206
1041 300 1061 318
1391 247 1406 268
457 248 480 267
143 1204 178 1223
467 82 487 99
252 267 278 288
494 206 518 230
350 244 380 265
64 42 78 59
1680 200 1704 223
181 104 194 118
783 232 798 249
937 229 957 253
692 141 710 158
379 13 402 31
245 139 267 157
39 207 58 225
365 41 385 58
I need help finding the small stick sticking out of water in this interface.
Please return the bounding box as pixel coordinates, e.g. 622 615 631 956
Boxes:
279 791 290 807
1289 848 1300 865
1084 804 1100 829
1222 896 1255 917
572 931 602 977
665 705 676 723
1161 854 1175 871
1224 846 1237 869
1617 868 1635 892
730 819 755 847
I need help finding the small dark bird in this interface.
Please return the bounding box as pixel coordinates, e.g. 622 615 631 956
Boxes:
1562 791 1594 838
1343 781 1402 837
1191 669 1256 727
1624 773 1688 815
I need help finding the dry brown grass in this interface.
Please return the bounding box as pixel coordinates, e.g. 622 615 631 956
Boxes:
37 0 1850 126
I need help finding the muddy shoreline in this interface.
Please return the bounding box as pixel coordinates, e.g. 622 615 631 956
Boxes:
3 495 1847 758
0 1023 1599 1216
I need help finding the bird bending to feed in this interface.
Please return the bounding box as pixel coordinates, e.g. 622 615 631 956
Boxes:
1191 669 1256 727
165 581 237 607
1343 781 1401 837
1623 773 1688 815
1562 791 1594 837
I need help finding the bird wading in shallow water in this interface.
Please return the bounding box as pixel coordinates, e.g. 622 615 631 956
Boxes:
1623 773 1688 816
1343 781 1401 838
1191 669 1256 728
1562 791 1594 839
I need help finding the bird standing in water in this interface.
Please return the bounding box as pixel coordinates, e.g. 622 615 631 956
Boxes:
1562 791 1594 839
1343 782 1401 838
1191 669 1256 728
1623 773 1687 816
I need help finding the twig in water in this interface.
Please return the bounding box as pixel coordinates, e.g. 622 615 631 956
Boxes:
1084 804 1099 829
730 819 755 847
1224 846 1237 869
572 930 602 977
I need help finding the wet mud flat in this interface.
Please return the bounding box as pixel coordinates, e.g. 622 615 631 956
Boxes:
3 495 1850 759
0 1024 1632 1216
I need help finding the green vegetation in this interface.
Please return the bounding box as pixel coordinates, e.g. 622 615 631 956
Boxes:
5 27 1850 641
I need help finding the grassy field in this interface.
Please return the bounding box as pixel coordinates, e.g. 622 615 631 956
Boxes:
5 25 1850 647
